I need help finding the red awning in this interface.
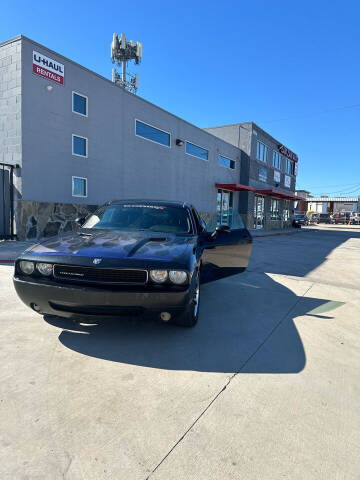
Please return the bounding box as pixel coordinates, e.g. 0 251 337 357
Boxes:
255 189 298 200
215 183 256 192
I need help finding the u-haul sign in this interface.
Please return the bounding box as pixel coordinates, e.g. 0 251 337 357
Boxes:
32 50 64 85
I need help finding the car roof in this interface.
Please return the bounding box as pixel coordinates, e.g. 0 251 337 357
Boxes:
106 199 193 209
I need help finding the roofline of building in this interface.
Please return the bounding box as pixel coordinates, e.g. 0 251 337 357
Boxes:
108 199 192 207
1 35 241 153
306 197 358 202
0 34 22 48
204 121 298 155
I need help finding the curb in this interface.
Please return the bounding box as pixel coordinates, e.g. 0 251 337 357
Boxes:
252 229 312 238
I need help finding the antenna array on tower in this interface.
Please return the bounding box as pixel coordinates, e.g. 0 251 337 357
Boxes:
111 33 142 94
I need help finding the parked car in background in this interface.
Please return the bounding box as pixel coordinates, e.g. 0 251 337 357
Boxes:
350 213 360 225
292 214 308 228
332 213 344 224
332 213 350 224
318 213 332 224
13 199 253 328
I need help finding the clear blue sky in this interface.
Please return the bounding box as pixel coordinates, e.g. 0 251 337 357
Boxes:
2 0 360 197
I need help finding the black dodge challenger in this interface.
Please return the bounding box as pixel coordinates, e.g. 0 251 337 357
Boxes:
14 200 252 327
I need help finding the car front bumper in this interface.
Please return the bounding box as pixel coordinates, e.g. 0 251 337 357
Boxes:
13 277 192 320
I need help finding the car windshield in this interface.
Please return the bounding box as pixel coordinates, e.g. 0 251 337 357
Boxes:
295 214 305 219
82 204 193 234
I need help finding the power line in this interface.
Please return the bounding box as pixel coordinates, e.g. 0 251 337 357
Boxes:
260 103 360 124
297 182 360 196
312 185 360 196
304 182 360 189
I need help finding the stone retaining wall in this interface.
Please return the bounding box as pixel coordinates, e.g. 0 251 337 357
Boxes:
15 201 214 240
16 201 97 240
17 201 292 239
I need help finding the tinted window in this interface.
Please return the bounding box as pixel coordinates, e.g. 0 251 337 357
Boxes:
73 93 87 115
73 135 87 156
285 159 294 174
259 167 267 182
219 155 235 169
272 151 281 169
72 177 87 197
135 120 170 146
82 204 193 234
185 142 208 160
205 211 245 232
256 141 268 163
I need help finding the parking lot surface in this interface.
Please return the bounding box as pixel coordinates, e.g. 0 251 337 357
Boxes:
1 225 359 480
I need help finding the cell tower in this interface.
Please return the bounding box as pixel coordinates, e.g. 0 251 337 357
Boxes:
111 33 142 94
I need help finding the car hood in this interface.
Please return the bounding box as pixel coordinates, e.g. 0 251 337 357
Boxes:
24 229 195 266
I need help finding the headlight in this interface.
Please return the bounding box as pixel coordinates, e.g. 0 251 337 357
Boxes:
36 263 53 276
19 261 35 275
169 270 188 285
150 270 168 283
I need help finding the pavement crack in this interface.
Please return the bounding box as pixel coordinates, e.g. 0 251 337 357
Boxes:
62 452 73 479
145 375 234 480
145 283 314 480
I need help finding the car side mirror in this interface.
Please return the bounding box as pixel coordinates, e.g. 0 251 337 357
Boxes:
75 216 86 227
210 224 231 239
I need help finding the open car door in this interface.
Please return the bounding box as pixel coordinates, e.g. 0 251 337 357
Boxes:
199 212 252 283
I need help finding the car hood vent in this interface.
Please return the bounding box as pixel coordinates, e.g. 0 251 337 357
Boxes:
148 237 167 242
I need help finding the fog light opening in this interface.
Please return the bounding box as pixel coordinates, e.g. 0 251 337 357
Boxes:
31 303 41 313
160 312 171 322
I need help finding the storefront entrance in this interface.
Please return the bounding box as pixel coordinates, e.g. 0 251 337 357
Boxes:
253 195 265 229
217 189 233 225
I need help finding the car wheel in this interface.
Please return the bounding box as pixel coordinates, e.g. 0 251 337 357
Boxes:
172 270 200 328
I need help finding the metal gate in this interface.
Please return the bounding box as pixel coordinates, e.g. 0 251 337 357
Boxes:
0 163 15 239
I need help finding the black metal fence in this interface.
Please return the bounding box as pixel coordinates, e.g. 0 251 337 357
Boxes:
0 163 15 240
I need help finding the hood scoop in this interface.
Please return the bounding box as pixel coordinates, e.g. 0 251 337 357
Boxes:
78 232 93 237
126 236 168 257
148 237 167 242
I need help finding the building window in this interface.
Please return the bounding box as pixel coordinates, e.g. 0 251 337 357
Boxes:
219 155 235 169
216 189 233 226
72 135 87 157
274 170 281 183
272 151 281 169
72 92 88 116
256 141 268 163
270 198 280 219
185 141 208 160
135 120 170 147
72 176 87 197
284 174 291 188
259 167 267 182
285 158 294 175
283 200 290 221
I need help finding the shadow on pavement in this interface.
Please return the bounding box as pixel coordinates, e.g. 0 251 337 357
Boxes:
249 227 360 277
43 227 355 373
43 273 342 374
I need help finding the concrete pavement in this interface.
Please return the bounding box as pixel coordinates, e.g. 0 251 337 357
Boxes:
0 225 359 479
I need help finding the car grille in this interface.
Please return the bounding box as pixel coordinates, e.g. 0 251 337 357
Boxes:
53 264 148 285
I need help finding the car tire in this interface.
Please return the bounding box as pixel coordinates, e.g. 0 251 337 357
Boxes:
172 270 200 328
